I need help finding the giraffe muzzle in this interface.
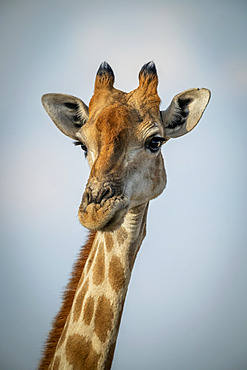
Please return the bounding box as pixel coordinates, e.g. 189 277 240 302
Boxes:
82 184 115 208
78 182 129 231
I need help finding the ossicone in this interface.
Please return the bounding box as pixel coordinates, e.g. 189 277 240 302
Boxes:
95 61 115 90
138 61 158 93
139 61 157 78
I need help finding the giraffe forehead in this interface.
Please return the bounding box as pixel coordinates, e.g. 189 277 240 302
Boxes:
95 104 133 142
85 102 162 147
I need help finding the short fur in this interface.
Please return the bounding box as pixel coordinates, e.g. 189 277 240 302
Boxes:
39 231 97 369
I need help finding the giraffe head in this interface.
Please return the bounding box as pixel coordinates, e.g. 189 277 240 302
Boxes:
42 62 210 231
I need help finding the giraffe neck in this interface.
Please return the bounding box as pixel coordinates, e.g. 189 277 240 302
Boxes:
50 203 149 369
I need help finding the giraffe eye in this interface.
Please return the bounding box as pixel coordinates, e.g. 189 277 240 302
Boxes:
80 143 88 153
74 141 88 157
145 137 165 153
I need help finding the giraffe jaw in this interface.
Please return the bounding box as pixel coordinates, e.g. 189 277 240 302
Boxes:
78 196 129 231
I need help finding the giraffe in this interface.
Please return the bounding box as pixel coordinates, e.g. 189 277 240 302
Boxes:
39 61 210 369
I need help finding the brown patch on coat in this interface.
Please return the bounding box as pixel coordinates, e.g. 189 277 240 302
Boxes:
93 242 105 285
109 255 126 293
94 296 114 343
38 231 96 369
83 296 95 325
73 279 89 322
104 232 114 252
65 334 100 370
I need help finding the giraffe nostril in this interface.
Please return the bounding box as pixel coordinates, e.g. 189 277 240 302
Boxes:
87 189 93 204
82 184 116 208
96 185 115 204
81 188 93 209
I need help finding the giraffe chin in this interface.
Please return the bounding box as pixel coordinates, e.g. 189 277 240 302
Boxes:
78 197 129 232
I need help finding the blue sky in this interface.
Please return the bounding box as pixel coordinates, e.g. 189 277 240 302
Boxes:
1 0 247 369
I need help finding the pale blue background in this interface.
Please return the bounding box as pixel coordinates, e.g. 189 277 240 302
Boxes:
1 0 247 369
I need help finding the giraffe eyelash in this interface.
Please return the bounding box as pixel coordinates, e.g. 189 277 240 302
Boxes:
73 141 88 157
73 141 82 146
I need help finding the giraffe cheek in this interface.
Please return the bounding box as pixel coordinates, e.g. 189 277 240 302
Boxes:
149 156 167 199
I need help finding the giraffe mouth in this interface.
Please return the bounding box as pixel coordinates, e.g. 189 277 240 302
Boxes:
78 196 129 231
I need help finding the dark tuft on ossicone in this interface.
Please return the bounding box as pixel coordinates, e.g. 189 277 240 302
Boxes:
139 61 157 77
97 62 115 80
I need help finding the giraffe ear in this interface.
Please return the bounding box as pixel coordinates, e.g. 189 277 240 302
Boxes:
161 88 211 138
41 93 89 140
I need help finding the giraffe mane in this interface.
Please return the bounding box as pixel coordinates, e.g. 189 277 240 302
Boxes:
39 231 97 369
